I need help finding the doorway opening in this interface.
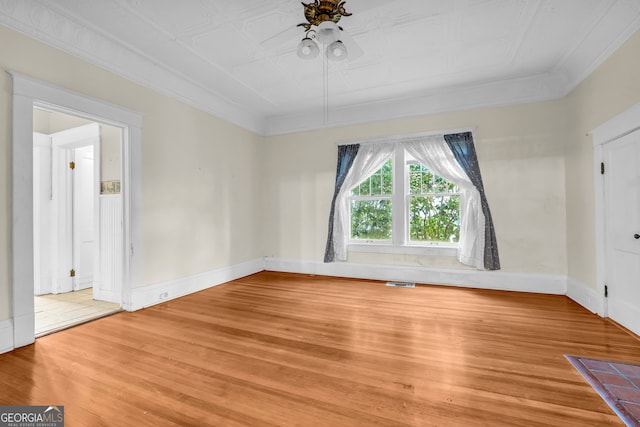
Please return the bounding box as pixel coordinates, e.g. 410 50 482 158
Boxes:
32 108 123 336
11 71 142 350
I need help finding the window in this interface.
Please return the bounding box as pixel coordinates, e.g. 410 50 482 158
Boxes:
408 161 460 243
350 159 393 240
348 148 461 248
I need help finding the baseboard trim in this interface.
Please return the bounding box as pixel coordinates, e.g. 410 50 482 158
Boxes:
566 276 605 316
0 319 15 355
265 258 568 295
126 258 265 311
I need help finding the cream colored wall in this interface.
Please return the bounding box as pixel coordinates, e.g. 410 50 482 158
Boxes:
0 25 264 321
32 108 52 134
2 19 638 326
32 110 121 182
564 29 640 289
264 100 569 276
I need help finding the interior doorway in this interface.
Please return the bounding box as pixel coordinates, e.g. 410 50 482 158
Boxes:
10 71 142 350
33 108 122 336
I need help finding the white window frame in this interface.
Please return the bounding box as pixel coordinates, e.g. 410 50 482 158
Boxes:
348 145 460 256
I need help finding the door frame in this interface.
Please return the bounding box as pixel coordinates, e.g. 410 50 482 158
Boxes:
592 101 640 319
10 71 143 349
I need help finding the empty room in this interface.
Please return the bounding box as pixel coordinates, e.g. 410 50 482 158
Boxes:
1 1 640 426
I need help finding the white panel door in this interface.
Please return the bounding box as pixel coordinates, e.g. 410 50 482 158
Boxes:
51 123 100 294
73 144 96 290
604 129 640 336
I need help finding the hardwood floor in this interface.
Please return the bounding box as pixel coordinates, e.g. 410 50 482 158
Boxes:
1 271 639 426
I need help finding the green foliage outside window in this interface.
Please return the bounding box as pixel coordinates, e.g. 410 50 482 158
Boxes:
350 200 392 240
350 159 392 240
349 159 461 243
408 164 460 243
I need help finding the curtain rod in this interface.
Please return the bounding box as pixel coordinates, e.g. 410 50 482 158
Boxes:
336 126 476 146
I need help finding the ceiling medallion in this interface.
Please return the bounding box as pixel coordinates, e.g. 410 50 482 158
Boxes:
297 0 352 31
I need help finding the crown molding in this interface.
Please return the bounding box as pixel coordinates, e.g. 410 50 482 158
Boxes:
264 73 567 135
0 0 267 135
553 0 640 97
2 1 639 137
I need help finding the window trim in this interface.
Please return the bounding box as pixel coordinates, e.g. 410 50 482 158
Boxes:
347 145 461 255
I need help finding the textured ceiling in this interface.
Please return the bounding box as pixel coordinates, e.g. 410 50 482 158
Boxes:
2 0 640 134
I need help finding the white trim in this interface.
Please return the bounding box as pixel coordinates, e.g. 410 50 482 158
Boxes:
566 276 606 316
591 101 640 323
9 71 142 349
0 319 14 355
348 243 458 257
0 5 265 135
337 127 476 147
2 2 639 136
127 258 265 311
265 74 567 136
591 102 640 146
265 258 567 295
609 299 640 337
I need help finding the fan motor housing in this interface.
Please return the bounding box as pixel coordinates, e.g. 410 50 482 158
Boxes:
301 0 352 27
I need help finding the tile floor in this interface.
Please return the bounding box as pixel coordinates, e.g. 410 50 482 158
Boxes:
566 355 640 427
34 288 121 337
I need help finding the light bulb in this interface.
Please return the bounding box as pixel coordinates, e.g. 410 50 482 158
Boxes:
327 40 347 61
297 37 319 59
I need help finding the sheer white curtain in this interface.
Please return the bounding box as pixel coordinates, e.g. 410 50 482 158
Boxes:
333 142 395 261
402 136 485 269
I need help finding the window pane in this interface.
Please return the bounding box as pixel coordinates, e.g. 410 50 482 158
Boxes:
409 195 460 243
370 173 382 195
408 163 461 194
350 199 392 240
409 170 421 194
380 159 393 195
382 172 393 194
422 169 435 192
352 159 393 197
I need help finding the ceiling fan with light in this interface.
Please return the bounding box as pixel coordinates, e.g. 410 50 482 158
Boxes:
296 0 353 61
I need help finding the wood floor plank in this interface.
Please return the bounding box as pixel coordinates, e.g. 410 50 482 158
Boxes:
1 271 639 426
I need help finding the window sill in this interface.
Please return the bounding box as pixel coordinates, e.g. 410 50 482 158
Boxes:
348 243 458 257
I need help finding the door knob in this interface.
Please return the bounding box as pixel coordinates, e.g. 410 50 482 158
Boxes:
635 234 640 239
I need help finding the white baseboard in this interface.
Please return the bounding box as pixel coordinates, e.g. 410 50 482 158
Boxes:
126 258 265 311
265 258 568 295
566 276 605 316
0 319 15 355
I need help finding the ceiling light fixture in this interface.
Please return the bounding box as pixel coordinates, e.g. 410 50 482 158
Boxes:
315 20 341 44
327 40 347 61
296 37 320 59
296 0 352 61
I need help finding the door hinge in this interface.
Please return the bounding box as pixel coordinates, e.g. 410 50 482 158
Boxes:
600 162 605 175
69 161 75 170
70 269 75 277
604 284 608 298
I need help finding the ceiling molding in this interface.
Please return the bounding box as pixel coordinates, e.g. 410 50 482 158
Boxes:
0 0 267 134
552 0 640 97
2 1 640 136
264 72 567 136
